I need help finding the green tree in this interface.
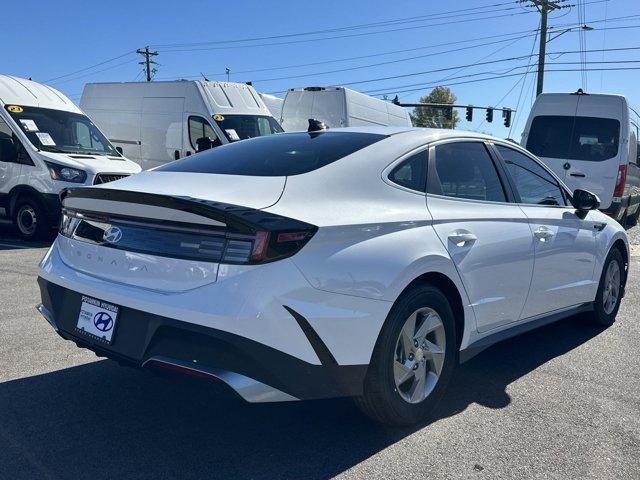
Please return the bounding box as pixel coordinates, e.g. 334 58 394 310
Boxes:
410 86 459 129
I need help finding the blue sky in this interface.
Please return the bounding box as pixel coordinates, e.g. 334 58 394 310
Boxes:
2 0 639 138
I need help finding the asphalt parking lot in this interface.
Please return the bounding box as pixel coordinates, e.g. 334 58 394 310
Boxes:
1 225 639 480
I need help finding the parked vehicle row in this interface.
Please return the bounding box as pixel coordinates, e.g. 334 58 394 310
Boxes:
0 75 140 239
37 127 628 425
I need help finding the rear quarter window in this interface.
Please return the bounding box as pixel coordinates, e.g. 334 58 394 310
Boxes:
157 131 387 176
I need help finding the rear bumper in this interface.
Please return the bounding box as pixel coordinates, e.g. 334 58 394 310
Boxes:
37 277 368 401
602 196 629 221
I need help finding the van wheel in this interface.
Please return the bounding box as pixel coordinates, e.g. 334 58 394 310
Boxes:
626 207 640 228
12 196 49 240
589 248 625 326
355 284 457 426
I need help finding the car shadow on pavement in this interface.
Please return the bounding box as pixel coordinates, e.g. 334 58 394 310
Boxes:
0 315 604 480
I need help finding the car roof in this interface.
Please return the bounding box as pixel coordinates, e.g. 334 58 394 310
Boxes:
327 126 502 143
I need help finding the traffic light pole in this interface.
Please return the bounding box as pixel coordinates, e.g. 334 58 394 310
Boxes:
392 99 516 127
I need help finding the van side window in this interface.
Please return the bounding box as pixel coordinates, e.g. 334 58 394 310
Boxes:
432 142 506 202
188 116 219 150
0 115 32 165
497 145 567 206
388 150 428 192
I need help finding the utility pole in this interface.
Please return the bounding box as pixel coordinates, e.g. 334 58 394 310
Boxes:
136 46 158 82
522 0 567 96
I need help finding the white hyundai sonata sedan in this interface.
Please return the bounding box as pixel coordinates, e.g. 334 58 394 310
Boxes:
37 127 628 425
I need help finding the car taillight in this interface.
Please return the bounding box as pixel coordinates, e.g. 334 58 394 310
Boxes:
613 164 627 198
248 229 316 263
60 209 316 265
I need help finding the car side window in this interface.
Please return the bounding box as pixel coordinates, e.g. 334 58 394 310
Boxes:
188 116 219 150
497 145 567 206
432 142 506 202
388 150 427 192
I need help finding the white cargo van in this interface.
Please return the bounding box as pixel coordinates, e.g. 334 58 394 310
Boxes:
0 75 141 239
522 90 640 225
81 80 284 170
258 93 284 122
280 86 412 131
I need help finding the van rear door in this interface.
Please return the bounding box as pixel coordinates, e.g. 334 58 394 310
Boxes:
567 95 623 208
525 95 623 209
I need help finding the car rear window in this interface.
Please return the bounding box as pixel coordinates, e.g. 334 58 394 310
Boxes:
526 115 620 162
157 131 387 176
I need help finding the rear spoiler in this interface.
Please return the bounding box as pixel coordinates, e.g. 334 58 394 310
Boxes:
60 187 315 234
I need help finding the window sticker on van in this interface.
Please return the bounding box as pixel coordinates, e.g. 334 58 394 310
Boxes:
213 114 225 121
19 119 39 132
6 105 23 113
35 132 56 146
225 129 240 141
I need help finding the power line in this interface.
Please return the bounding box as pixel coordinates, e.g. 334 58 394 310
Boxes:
48 58 140 85
159 10 537 53
333 45 640 89
43 51 135 83
159 29 542 80
154 1 518 49
362 65 640 97
246 33 534 84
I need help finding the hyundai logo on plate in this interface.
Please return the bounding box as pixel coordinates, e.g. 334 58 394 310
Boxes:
103 226 123 244
93 311 114 332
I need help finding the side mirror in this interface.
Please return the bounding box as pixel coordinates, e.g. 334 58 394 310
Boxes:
196 136 214 152
0 136 17 163
571 189 600 212
115 146 123 155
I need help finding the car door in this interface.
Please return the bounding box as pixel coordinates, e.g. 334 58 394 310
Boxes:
427 140 535 333
494 144 598 319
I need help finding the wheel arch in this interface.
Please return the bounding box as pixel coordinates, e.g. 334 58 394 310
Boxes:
397 271 466 352
8 184 47 216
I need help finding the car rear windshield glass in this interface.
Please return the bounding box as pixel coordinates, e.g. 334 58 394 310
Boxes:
526 115 620 162
157 131 387 176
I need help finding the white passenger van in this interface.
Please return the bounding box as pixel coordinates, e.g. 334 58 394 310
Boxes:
280 86 412 131
0 75 141 239
522 90 640 225
81 80 284 170
258 93 284 122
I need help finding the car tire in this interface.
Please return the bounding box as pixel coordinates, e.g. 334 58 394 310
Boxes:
355 284 457 426
12 196 50 240
589 247 625 327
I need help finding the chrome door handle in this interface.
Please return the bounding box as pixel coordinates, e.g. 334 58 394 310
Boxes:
533 226 554 241
448 230 477 247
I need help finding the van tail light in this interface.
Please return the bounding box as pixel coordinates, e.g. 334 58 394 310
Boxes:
613 164 627 198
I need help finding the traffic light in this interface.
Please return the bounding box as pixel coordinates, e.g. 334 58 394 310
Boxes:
485 108 493 123
444 107 453 121
503 108 512 128
465 106 473 121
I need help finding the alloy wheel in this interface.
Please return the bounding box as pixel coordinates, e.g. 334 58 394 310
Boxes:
393 307 446 404
602 260 621 315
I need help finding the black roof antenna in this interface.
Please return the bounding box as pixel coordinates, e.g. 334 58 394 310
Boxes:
308 118 328 132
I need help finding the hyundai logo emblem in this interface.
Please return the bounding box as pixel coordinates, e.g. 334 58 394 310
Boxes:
93 311 114 332
103 226 123 244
